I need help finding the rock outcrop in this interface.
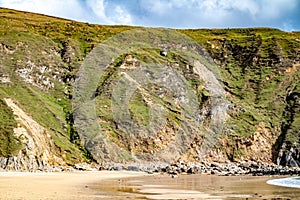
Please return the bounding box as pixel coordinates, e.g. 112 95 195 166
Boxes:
1 98 65 171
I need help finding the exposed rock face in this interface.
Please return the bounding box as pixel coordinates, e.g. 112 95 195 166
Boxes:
61 41 76 65
0 42 15 54
0 73 12 84
15 60 61 90
197 29 300 166
276 86 300 167
277 144 300 167
1 98 65 171
73 28 229 164
0 8 300 170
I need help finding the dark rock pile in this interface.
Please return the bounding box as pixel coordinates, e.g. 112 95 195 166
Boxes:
160 161 300 176
100 160 300 177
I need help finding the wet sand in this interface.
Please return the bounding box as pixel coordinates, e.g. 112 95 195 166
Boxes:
91 174 300 199
0 171 148 200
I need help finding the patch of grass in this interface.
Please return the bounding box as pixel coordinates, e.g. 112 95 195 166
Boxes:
0 99 22 157
129 91 150 127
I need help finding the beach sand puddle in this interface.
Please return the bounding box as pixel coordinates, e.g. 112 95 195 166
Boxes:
92 174 300 199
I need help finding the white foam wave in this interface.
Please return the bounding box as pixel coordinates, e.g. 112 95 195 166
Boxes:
267 177 300 189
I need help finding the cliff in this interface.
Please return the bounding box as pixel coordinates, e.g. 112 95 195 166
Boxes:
0 8 299 171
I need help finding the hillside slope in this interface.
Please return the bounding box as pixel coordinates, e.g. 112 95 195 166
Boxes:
0 8 299 170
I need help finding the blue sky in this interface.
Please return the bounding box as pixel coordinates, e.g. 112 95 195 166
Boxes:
0 0 299 31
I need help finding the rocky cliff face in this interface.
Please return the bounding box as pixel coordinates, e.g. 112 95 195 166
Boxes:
1 98 64 171
0 8 299 170
186 29 300 166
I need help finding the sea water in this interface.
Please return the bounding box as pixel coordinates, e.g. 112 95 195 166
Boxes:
267 176 300 189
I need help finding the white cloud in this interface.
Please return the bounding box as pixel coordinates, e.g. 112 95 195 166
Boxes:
0 0 298 30
86 0 111 23
135 0 298 29
283 21 295 32
0 0 87 21
86 0 105 19
113 5 132 24
139 0 172 15
85 0 133 25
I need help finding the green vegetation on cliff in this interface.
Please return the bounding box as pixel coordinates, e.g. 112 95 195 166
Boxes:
182 28 300 160
0 8 299 166
0 99 21 157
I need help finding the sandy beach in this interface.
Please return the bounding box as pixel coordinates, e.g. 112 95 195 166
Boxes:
1 171 300 200
0 171 148 200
